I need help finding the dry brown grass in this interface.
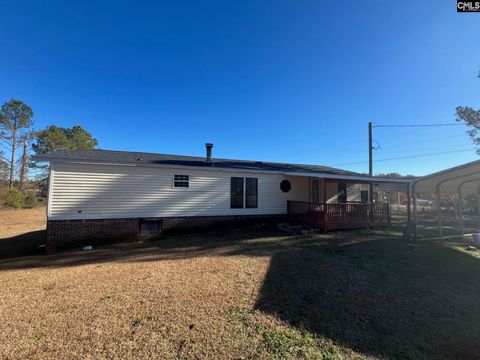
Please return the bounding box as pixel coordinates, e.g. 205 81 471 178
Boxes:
1 252 273 359
0 207 46 238
1 209 480 359
0 209 363 359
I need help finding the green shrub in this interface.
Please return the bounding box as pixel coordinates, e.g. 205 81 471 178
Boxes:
7 187 25 208
0 183 8 207
24 193 37 208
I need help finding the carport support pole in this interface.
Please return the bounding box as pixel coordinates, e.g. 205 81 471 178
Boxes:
477 186 480 219
412 183 417 241
436 184 443 238
368 122 374 226
457 184 464 238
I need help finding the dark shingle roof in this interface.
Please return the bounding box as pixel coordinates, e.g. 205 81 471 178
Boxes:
33 149 364 177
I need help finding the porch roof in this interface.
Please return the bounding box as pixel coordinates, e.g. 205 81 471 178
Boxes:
284 171 412 190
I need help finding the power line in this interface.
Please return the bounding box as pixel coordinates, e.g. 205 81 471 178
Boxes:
377 136 469 150
374 123 463 128
295 144 472 165
376 145 473 156
332 148 475 167
297 135 471 163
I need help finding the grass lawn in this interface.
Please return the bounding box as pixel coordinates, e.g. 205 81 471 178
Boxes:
1 209 480 359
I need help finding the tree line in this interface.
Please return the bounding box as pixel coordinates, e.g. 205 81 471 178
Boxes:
0 99 97 208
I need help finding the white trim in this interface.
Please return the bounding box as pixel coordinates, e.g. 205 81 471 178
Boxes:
43 158 412 184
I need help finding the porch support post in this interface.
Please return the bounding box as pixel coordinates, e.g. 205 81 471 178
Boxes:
436 183 443 238
369 181 374 228
322 179 327 203
407 183 411 226
457 184 464 238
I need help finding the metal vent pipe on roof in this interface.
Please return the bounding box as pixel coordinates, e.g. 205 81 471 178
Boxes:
205 143 213 163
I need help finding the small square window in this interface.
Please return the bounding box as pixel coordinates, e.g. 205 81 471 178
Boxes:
174 175 189 188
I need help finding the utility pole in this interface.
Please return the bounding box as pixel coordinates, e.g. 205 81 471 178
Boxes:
368 122 374 204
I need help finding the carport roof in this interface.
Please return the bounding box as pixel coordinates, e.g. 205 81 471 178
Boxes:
415 159 480 194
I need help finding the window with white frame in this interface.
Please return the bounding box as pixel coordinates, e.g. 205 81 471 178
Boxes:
230 177 258 208
173 174 189 188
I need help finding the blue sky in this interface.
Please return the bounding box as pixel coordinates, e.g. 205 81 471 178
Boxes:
0 0 479 176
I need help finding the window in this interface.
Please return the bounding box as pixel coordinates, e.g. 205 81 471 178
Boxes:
280 180 292 193
361 190 369 203
174 174 189 188
246 178 258 208
338 183 347 203
311 179 319 202
231 177 258 208
230 177 244 208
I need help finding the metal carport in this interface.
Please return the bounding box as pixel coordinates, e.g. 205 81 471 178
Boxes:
409 159 480 241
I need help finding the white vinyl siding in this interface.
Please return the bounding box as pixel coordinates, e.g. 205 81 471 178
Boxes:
48 162 309 220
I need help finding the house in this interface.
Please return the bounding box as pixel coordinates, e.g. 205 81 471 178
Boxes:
35 144 411 253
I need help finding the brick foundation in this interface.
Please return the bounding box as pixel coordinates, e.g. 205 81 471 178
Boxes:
160 214 286 233
46 214 286 253
46 218 139 254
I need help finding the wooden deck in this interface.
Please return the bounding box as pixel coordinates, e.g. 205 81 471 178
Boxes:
287 201 391 232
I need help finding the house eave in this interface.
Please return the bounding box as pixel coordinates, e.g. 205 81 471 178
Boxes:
37 157 413 184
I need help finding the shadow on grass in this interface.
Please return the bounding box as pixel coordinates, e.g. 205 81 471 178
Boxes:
0 226 401 271
0 230 46 260
255 239 480 359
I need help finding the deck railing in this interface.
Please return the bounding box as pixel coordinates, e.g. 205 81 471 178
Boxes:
287 201 391 231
